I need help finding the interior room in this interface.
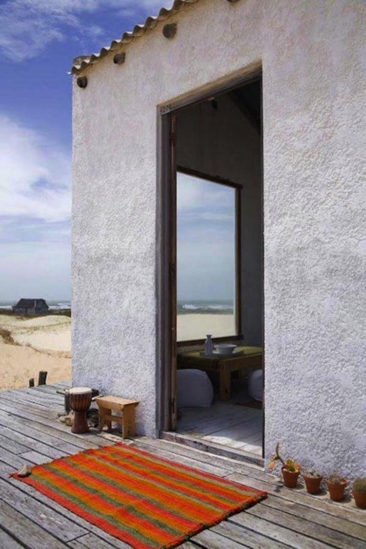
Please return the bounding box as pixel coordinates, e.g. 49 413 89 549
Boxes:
174 77 264 458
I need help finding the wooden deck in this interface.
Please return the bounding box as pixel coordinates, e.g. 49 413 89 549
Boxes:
0 384 364 548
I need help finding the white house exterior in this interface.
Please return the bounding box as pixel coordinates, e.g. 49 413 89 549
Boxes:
72 0 366 477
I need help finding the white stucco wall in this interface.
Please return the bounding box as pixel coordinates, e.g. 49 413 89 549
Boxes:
72 0 366 475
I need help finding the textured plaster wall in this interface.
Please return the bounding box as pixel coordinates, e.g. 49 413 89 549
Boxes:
73 0 366 474
176 96 263 344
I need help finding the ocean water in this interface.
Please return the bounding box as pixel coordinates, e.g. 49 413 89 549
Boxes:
178 300 233 314
48 301 71 311
1 299 231 315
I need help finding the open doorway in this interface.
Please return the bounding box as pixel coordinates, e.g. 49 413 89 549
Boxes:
159 71 264 461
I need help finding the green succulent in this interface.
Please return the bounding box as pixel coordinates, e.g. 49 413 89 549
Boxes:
268 443 300 472
353 478 366 493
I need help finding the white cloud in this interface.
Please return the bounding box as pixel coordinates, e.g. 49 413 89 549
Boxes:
0 114 71 300
176 173 236 301
0 114 70 223
0 0 173 62
0 241 71 301
177 173 235 216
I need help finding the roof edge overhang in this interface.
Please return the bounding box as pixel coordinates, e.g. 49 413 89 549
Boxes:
71 0 200 75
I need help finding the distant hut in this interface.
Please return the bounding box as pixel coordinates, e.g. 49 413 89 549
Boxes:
12 299 49 315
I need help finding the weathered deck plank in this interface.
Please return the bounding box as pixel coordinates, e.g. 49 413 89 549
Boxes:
0 409 99 451
0 420 89 455
0 528 24 548
203 519 289 549
262 497 366 541
0 445 37 469
2 389 63 408
0 398 103 446
188 528 252 549
229 511 331 548
247 503 366 548
0 432 30 455
0 383 364 549
0 498 67 548
0 425 70 459
66 533 130 548
0 478 87 542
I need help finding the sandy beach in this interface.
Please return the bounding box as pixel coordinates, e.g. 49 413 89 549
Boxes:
0 313 71 391
177 313 235 341
0 312 233 391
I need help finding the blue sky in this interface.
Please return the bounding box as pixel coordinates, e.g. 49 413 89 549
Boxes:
177 173 236 303
0 0 236 305
0 0 171 302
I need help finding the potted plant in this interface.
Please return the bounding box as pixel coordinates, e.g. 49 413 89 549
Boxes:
326 473 348 502
352 478 366 509
268 443 301 488
303 468 323 494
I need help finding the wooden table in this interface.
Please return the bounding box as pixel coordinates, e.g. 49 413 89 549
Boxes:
178 346 263 401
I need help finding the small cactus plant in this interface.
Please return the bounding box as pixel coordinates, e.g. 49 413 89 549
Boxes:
326 473 347 501
304 468 322 478
352 478 366 492
303 468 323 494
352 477 366 509
327 473 346 484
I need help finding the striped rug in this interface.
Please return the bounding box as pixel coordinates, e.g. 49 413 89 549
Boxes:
13 443 266 549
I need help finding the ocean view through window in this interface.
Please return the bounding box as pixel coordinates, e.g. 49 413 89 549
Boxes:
177 172 237 341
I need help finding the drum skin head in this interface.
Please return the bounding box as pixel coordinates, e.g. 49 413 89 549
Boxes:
69 387 92 395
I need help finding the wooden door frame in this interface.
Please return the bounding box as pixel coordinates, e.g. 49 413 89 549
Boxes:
156 111 177 432
157 66 264 444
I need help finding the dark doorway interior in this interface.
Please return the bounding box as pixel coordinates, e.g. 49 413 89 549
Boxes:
162 75 264 460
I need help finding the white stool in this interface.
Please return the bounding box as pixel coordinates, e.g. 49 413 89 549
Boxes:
248 369 263 401
177 369 214 408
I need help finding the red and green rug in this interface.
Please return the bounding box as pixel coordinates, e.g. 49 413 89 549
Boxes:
13 443 266 549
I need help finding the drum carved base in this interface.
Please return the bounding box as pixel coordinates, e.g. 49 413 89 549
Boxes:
69 387 92 434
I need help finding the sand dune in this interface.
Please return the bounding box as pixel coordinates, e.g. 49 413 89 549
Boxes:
12 323 71 354
0 314 71 391
0 344 71 391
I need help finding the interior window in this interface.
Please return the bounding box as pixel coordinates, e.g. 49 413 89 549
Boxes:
177 171 237 341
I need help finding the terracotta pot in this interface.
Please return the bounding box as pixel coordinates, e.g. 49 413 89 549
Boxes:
303 474 323 495
353 489 366 509
282 467 300 488
326 480 347 501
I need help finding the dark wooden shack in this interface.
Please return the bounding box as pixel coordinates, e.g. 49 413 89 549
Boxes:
12 298 49 315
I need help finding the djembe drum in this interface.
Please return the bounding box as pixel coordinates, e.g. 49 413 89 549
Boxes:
69 387 92 434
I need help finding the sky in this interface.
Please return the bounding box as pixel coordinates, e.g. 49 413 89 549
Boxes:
0 0 236 306
177 173 236 304
0 0 171 303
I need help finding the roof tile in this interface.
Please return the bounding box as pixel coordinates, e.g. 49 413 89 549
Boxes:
71 0 199 74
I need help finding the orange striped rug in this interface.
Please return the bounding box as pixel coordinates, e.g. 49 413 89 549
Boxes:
13 443 266 549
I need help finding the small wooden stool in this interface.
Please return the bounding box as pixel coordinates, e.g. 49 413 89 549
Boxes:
95 396 139 439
